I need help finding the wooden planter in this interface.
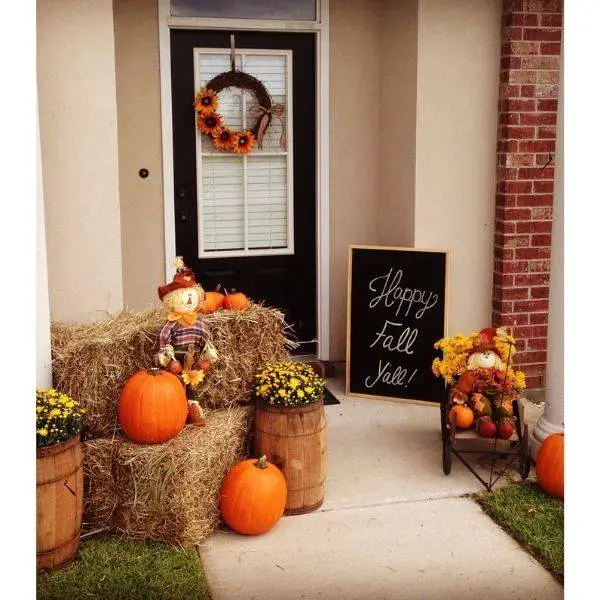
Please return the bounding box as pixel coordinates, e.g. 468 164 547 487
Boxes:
36 436 83 571
254 400 327 515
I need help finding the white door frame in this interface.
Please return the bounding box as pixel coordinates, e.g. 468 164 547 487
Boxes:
157 0 330 361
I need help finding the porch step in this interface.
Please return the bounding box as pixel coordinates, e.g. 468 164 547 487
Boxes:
290 355 336 378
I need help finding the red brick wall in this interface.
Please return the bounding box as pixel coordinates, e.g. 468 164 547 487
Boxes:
493 0 562 390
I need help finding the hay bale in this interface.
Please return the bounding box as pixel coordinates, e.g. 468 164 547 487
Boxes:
192 305 294 409
51 305 294 439
83 406 254 547
51 309 166 439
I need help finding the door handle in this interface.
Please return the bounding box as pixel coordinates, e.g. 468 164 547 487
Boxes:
177 211 189 223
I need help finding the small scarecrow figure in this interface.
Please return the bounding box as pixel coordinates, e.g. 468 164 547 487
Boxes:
463 327 516 437
156 257 216 425
467 328 507 378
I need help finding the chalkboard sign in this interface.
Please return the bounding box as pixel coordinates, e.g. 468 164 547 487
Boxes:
346 246 449 405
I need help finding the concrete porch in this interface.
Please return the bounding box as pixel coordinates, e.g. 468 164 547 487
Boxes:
198 378 561 600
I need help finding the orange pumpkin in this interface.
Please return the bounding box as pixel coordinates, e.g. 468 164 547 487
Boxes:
118 368 188 444
219 455 287 535
449 405 474 429
536 432 564 499
223 290 250 311
199 285 225 314
168 359 183 375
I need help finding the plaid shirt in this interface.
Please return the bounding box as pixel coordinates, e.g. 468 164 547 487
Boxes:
159 319 210 350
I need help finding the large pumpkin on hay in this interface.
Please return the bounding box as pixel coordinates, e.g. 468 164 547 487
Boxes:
536 432 564 499
219 455 287 535
118 368 188 444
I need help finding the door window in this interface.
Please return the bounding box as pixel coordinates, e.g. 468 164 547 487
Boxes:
194 49 293 258
171 0 317 21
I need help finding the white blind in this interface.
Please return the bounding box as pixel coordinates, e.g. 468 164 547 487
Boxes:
194 49 293 257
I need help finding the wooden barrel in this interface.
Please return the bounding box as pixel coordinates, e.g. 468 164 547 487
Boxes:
254 400 327 515
36 436 83 571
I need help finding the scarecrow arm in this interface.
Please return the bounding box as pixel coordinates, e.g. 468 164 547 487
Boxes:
156 321 177 367
159 321 177 349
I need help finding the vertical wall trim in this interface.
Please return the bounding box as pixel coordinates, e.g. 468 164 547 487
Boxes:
36 103 52 388
158 0 177 282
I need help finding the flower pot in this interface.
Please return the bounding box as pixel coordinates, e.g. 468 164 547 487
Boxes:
36 436 83 571
254 400 327 515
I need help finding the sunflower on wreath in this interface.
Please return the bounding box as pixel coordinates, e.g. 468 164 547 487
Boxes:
194 88 218 115
197 112 223 136
194 90 256 154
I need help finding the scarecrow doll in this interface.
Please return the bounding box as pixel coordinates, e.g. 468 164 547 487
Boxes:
459 327 517 438
156 257 217 425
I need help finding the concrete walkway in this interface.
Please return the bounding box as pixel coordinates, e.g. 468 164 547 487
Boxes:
199 379 562 600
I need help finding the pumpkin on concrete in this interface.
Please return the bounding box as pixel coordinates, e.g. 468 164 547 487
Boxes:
223 290 250 311
219 455 287 535
536 432 564 499
199 285 225 314
449 405 474 429
118 368 188 444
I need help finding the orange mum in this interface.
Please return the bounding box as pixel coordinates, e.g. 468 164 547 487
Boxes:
194 88 218 114
198 113 223 135
213 128 237 151
233 131 255 154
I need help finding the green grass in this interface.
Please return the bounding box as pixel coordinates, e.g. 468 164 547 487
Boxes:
37 537 211 600
477 482 564 583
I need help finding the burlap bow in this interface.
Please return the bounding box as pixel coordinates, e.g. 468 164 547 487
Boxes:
248 104 286 150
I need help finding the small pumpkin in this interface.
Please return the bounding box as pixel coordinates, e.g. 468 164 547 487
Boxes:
223 289 250 311
497 419 514 440
536 432 564 499
199 285 225 314
449 405 474 429
168 359 183 375
477 417 497 438
219 455 287 535
118 368 188 444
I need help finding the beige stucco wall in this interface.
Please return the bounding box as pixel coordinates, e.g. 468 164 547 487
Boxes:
38 0 502 359
329 0 382 360
37 0 123 322
114 0 165 310
414 0 502 335
378 0 418 248
330 0 502 359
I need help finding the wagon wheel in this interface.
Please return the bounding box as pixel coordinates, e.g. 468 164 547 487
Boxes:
440 389 451 439
519 423 531 480
443 415 455 475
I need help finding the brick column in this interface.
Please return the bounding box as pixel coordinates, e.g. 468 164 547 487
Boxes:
493 0 562 393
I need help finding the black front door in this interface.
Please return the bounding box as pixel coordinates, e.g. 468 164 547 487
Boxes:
170 30 317 352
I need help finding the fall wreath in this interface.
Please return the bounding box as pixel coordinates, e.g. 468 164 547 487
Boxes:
194 70 285 154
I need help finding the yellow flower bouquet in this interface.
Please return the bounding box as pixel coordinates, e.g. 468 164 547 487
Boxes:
253 361 325 407
431 328 526 390
36 389 86 449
